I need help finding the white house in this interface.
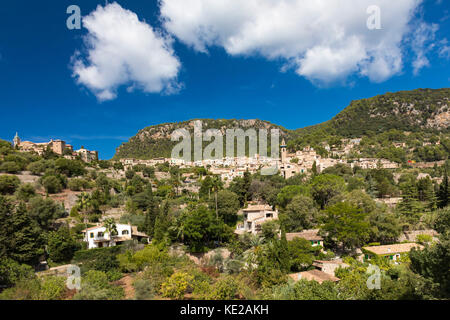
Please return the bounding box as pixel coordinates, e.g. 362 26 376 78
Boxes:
82 223 149 249
236 204 278 235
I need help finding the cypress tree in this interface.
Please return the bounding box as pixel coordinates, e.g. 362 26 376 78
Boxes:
438 170 450 208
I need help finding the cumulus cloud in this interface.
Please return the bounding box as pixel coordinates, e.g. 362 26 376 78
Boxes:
72 2 181 101
160 0 424 84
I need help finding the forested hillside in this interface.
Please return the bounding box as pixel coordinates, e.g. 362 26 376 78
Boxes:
114 89 450 160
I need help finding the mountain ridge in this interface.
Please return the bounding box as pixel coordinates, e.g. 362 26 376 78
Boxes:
114 88 450 160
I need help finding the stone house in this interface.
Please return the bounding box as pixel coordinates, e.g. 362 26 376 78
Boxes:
82 223 149 249
235 204 278 235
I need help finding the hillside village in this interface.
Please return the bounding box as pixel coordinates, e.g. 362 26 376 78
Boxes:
0 90 449 301
1 124 449 300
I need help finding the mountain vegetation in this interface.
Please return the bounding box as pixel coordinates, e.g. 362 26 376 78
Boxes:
115 88 450 160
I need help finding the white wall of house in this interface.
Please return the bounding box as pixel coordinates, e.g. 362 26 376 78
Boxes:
84 224 132 249
241 209 279 235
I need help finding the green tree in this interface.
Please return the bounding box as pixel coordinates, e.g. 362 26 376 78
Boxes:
15 183 36 201
287 238 321 272
279 195 318 232
103 218 118 247
321 202 370 251
47 226 79 263
310 174 346 209
410 236 450 299
41 175 63 194
9 202 44 265
76 192 93 230
28 197 64 231
0 175 20 195
183 205 225 252
214 190 240 226
437 170 450 208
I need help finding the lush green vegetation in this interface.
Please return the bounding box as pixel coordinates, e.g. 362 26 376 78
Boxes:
1 87 450 300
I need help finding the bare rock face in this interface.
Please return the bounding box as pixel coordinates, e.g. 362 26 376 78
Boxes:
114 118 292 160
427 107 450 130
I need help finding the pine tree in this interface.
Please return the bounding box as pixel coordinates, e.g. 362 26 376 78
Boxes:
398 184 424 223
0 196 13 261
10 202 44 265
154 201 170 243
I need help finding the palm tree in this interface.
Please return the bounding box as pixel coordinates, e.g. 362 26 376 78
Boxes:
76 192 92 239
103 218 118 247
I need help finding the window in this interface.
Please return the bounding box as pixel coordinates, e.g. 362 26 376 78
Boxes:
90 232 94 238
97 232 104 237
122 230 129 235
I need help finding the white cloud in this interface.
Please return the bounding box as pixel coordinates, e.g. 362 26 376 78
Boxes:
160 0 424 84
72 2 181 101
411 22 439 75
439 39 450 59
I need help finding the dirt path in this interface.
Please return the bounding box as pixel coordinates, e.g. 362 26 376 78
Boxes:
117 275 135 300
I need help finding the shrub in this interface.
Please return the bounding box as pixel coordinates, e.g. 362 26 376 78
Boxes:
68 178 90 191
73 246 122 273
39 276 67 300
54 158 85 177
0 258 35 288
41 175 63 194
106 269 123 282
15 183 36 201
73 270 124 300
27 160 49 175
133 279 156 300
0 175 20 194
416 234 433 245
118 245 170 272
160 272 194 300
209 276 239 300
0 161 21 173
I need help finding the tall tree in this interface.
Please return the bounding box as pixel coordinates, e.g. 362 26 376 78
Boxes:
103 218 118 247
437 170 450 208
10 202 44 265
321 202 370 251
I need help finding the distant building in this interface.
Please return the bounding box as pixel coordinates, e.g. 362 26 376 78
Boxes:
313 260 349 276
13 132 20 148
289 269 340 284
236 204 278 235
13 133 96 162
76 147 98 163
362 243 423 263
82 223 149 249
286 229 324 247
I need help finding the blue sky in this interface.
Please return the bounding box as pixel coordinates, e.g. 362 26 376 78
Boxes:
0 0 449 159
